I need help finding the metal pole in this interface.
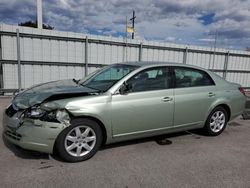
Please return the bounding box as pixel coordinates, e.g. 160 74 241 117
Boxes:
183 47 188 64
37 0 43 29
125 16 128 62
132 11 135 39
139 42 143 61
85 36 88 76
130 10 136 39
212 30 218 69
0 35 3 95
126 16 128 39
208 42 213 69
16 29 22 92
223 51 229 79
0 63 3 95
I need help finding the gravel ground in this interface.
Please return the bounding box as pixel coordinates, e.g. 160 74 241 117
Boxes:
1 97 250 188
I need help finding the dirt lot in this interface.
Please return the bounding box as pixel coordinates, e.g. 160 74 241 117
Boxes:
1 97 250 188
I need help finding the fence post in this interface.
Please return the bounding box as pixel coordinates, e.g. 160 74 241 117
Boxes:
16 29 22 92
183 47 188 64
223 51 229 79
0 34 3 95
139 42 143 61
85 36 88 76
0 63 3 95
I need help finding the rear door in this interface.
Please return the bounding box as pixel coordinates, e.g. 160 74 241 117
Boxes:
173 67 217 126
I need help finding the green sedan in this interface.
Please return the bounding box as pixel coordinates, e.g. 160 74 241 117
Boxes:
3 62 246 162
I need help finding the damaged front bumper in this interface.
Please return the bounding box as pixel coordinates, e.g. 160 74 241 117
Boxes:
3 111 66 154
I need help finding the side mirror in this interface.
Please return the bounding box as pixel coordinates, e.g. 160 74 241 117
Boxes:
119 82 132 95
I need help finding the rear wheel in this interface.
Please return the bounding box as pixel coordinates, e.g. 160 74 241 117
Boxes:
56 118 103 162
203 106 228 136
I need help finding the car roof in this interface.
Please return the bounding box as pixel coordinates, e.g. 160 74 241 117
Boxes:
120 61 225 82
121 61 207 71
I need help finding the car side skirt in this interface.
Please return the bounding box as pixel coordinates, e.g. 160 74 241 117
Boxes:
107 121 203 144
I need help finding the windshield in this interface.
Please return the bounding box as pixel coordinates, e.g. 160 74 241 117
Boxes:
79 64 139 92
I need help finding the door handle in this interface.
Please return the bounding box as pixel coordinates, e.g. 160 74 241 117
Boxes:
162 97 173 102
208 92 215 97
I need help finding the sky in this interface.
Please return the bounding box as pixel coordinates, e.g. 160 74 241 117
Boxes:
0 0 250 50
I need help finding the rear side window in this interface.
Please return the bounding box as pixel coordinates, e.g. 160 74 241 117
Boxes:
174 67 215 88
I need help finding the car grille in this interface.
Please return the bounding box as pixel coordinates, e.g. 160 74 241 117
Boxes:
4 130 22 141
5 104 18 117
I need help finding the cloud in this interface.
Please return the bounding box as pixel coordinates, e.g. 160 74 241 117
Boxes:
0 0 249 50
199 38 215 42
165 37 176 42
0 0 36 24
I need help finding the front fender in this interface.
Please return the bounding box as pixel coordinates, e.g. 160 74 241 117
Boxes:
65 98 112 143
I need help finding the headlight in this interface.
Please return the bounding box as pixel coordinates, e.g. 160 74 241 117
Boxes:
26 106 46 118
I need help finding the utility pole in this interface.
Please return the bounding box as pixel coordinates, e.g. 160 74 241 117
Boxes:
130 10 136 39
123 16 128 62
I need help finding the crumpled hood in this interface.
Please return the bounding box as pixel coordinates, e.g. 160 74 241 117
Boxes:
13 79 97 109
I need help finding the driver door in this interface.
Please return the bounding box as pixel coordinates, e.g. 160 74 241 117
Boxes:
111 66 174 137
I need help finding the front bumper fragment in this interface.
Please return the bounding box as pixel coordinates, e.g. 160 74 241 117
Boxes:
3 112 66 154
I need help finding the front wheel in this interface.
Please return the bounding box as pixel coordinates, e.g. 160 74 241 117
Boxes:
56 119 103 162
203 107 228 136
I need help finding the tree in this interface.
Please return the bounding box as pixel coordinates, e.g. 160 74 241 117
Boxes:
18 20 54 30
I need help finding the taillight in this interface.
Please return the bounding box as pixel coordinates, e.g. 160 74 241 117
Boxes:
239 87 246 96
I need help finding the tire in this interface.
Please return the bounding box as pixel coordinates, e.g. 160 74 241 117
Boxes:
56 118 103 162
203 106 228 136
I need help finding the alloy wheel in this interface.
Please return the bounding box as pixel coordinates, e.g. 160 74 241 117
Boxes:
64 126 96 157
209 111 226 133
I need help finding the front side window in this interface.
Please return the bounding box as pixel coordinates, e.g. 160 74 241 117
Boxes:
174 67 215 88
80 64 139 92
127 67 171 92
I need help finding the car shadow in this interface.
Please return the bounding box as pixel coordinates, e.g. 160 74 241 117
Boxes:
2 130 203 161
100 130 203 150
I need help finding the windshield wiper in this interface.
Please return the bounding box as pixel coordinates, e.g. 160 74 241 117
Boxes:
72 78 80 84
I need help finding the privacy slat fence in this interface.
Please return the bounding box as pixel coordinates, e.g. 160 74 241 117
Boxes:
0 24 250 94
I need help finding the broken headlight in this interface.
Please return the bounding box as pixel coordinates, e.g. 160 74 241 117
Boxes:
26 106 46 118
41 109 70 125
25 106 71 125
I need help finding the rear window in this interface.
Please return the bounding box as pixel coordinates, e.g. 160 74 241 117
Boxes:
174 67 215 88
